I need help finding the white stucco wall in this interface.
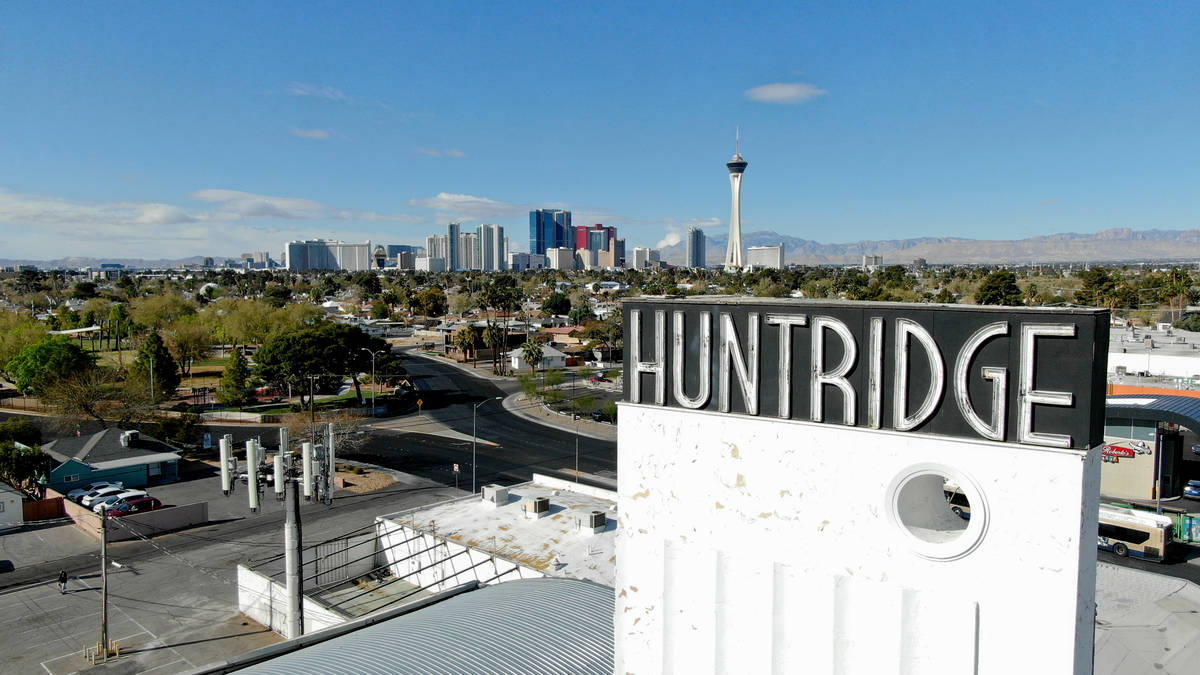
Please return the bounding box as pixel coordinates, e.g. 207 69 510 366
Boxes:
376 519 541 592
237 565 346 638
615 404 1099 675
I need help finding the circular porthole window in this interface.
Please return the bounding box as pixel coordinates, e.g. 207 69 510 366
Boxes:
885 463 988 561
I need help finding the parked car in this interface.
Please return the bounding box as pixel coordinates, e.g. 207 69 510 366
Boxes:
81 486 128 508
93 490 149 513
589 376 611 383
591 409 614 423
67 481 123 503
106 496 164 517
1184 480 1200 499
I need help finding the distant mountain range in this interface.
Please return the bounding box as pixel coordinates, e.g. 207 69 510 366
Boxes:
660 228 1200 266
0 256 211 270
5 227 1200 269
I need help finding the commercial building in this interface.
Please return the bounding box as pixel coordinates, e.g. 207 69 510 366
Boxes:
425 234 448 264
414 256 446 273
0 482 22 531
396 251 415 270
529 209 571 255
686 227 706 268
385 244 418 258
863 253 883 269
630 247 659 269
546 247 577 271
745 243 785 269
285 240 372 271
508 252 546 271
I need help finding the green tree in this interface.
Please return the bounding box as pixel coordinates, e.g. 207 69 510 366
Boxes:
0 418 42 446
974 271 1023 306
7 337 96 394
72 281 98 299
352 272 382 300
370 299 390 320
262 285 292 308
453 324 482 366
167 318 215 378
217 347 251 406
131 294 197 331
541 291 571 316
567 305 594 326
255 323 386 406
483 321 505 375
0 312 48 382
0 440 52 499
521 339 545 376
131 332 181 402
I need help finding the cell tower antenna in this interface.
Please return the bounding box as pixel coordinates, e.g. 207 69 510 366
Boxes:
736 126 740 156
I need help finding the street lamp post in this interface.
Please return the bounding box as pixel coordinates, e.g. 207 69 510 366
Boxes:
573 412 580 482
472 396 503 493
360 348 384 417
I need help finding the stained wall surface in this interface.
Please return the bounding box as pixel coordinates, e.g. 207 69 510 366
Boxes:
615 404 1099 675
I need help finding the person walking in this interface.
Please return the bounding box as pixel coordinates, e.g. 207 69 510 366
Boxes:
57 570 67 594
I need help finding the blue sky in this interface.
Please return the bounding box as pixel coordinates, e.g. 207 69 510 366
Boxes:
1 2 1196 259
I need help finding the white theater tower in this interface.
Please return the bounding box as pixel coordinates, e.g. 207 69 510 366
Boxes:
724 130 748 271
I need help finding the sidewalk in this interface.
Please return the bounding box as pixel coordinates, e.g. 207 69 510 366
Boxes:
405 348 619 442
502 394 617 442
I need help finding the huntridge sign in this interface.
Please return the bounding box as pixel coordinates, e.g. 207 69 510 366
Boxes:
623 297 1109 449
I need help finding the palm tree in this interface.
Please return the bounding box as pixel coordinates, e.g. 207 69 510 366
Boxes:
457 324 482 367
482 321 504 375
521 339 545 378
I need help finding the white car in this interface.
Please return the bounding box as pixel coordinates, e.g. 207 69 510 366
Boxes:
81 486 127 508
93 490 149 513
67 481 123 503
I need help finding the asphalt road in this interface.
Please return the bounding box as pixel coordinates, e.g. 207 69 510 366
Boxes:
370 349 619 485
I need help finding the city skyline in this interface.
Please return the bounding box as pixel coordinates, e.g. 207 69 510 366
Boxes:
1 3 1197 259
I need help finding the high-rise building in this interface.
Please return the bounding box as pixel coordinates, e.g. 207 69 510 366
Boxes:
631 247 651 269
426 234 451 266
529 209 571 255
724 130 747 271
447 222 461 271
546 247 577 271
285 239 371 271
862 254 883 270
746 244 785 270
477 224 506 271
613 238 626 267
459 232 478 270
572 223 617 252
386 244 418 257
397 251 416 270
508 252 546 271
686 227 706 268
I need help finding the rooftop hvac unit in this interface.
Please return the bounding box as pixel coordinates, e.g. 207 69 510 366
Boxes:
579 510 606 534
524 496 550 520
119 430 140 447
481 484 509 507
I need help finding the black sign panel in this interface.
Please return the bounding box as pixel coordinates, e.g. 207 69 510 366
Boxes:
622 298 1109 450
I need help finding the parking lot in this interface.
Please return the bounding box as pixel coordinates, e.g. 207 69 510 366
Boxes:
0 458 465 672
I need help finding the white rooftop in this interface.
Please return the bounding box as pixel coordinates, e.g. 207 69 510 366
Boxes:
1095 562 1200 674
379 474 617 587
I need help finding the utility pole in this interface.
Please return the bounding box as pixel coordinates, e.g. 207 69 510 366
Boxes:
99 508 109 662
220 428 332 640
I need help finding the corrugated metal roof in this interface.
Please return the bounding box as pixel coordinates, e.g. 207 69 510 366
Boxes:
1106 394 1200 429
236 578 613 675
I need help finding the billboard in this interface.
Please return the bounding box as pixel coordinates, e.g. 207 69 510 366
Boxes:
623 298 1109 449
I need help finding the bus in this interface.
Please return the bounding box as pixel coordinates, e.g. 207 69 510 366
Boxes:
943 480 971 520
1098 505 1173 562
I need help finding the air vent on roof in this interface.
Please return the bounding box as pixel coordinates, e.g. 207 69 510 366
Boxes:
578 510 606 534
481 484 508 507
119 430 139 447
524 496 550 520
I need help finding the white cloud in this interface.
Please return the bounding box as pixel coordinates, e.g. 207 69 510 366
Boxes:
408 192 528 220
291 127 330 139
744 82 827 104
655 218 723 249
0 188 425 259
285 82 349 102
417 148 467 158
